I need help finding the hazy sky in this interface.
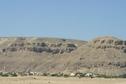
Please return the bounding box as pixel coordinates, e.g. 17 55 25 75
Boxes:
0 0 126 40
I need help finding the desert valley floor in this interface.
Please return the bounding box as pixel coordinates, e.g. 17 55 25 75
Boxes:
0 76 126 84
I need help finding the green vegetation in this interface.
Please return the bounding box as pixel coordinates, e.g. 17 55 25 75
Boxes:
50 73 63 77
0 71 126 78
75 72 86 77
63 74 69 78
43 73 49 76
118 74 126 78
0 72 18 77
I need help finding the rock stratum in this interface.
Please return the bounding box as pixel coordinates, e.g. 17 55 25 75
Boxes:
0 36 126 77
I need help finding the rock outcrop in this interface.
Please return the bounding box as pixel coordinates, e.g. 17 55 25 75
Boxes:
0 42 77 54
88 36 126 53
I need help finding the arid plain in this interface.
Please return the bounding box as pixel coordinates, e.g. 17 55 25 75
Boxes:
0 76 126 84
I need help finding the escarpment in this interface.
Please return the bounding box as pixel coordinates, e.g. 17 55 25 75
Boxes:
88 36 126 53
0 36 126 77
0 38 78 54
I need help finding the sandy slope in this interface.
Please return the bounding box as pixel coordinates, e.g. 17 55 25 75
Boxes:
0 77 126 84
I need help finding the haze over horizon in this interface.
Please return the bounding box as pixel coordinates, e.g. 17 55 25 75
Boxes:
0 0 126 40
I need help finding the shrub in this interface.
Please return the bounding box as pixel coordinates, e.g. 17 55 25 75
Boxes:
63 74 69 78
57 73 63 77
50 73 58 77
43 73 49 76
119 74 126 78
10 72 18 77
1 73 9 77
0 72 18 77
75 72 86 78
50 73 63 77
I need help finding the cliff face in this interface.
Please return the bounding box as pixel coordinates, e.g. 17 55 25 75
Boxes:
0 36 126 76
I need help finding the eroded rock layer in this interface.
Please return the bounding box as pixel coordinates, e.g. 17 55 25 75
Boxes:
0 36 126 76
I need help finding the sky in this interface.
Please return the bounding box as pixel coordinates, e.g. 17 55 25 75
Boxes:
0 0 126 40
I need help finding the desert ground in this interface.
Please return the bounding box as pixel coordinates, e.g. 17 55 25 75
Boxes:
0 76 126 84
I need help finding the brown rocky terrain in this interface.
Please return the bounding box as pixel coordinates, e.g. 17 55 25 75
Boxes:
0 36 126 77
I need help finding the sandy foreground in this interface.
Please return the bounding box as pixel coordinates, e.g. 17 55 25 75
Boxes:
0 76 126 84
